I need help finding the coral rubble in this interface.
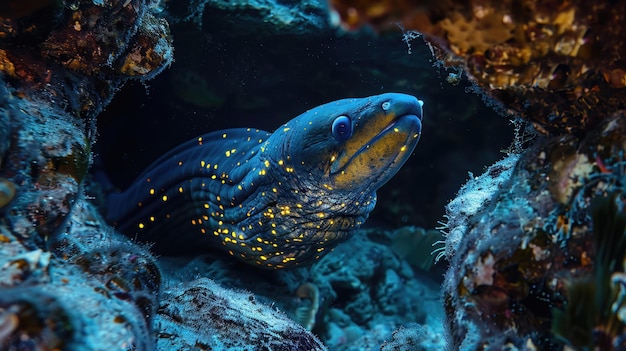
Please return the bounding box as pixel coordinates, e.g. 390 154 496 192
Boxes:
156 278 328 350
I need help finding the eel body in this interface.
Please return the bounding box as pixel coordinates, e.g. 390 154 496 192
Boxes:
107 93 424 269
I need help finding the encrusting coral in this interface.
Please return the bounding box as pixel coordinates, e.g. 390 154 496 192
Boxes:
0 202 157 350
0 9 173 345
442 114 626 349
0 0 173 244
328 0 626 135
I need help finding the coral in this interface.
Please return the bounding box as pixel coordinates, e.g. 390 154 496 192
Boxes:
441 113 626 349
2 87 88 241
151 225 446 350
117 13 174 79
0 306 18 345
0 0 59 19
0 0 173 241
551 191 626 349
327 1 626 348
0 248 51 287
0 201 157 350
309 228 445 350
0 0 524 349
328 0 626 135
0 288 75 350
1 0 173 116
437 154 519 261
0 0 175 349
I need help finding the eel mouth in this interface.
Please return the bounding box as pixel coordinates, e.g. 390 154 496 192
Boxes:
330 113 422 190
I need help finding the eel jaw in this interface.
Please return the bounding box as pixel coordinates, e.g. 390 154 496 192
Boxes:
330 113 421 191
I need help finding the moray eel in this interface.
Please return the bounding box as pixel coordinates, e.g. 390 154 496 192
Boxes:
107 93 424 269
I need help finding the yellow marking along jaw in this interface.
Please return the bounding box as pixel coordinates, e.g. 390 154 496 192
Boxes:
330 98 423 191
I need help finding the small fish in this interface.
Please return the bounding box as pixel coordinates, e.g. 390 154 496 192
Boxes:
107 93 424 269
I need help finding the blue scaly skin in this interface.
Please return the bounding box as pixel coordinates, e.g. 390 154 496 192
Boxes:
107 93 424 269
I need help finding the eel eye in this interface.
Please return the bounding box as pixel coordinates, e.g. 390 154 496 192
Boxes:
332 115 352 141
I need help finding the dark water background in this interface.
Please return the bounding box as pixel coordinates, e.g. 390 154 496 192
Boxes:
96 14 512 231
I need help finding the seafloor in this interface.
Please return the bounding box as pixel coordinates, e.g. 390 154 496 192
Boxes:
1 0 626 350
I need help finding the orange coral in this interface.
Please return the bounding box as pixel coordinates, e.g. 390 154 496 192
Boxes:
329 0 626 135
